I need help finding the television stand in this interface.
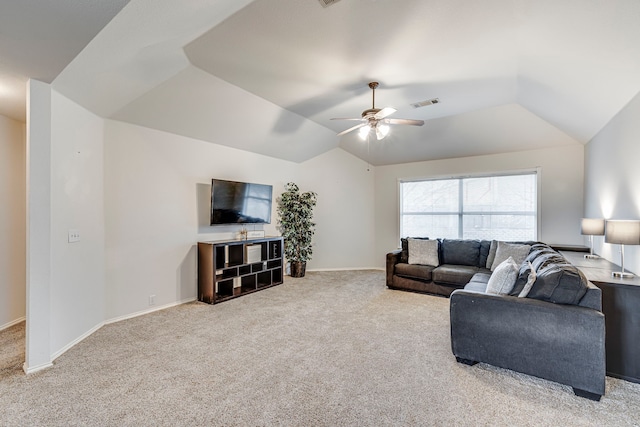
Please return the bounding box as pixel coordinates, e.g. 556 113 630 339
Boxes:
197 237 284 304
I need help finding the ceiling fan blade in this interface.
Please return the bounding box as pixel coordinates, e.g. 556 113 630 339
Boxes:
383 118 425 126
337 122 367 136
374 107 396 120
330 118 364 121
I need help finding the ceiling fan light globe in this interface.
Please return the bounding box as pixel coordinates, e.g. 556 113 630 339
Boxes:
378 123 390 137
358 125 371 140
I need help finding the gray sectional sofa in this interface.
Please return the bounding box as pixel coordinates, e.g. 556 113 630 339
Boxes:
385 238 606 400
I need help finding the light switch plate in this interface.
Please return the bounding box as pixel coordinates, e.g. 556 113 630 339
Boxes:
68 229 80 243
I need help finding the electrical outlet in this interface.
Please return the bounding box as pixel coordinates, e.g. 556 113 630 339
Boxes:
68 229 80 243
149 295 156 306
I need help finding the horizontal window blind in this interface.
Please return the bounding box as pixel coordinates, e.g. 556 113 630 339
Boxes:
400 172 537 241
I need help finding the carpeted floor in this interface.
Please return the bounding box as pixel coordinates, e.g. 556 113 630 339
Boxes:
1 270 640 426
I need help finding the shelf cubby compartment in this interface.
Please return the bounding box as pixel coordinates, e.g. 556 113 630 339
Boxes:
227 244 244 266
238 265 251 276
219 268 238 279
241 275 257 292
267 259 281 269
257 271 272 288
269 240 281 260
272 267 283 284
215 247 226 269
251 262 264 273
216 279 234 297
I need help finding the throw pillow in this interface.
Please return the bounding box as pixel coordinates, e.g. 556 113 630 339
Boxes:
491 241 531 271
401 237 428 263
486 257 519 295
408 238 439 266
486 240 498 269
518 261 537 298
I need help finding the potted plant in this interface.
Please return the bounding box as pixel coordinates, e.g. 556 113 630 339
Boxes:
277 182 317 277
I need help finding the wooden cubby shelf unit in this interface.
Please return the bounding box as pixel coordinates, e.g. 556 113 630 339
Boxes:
197 237 284 304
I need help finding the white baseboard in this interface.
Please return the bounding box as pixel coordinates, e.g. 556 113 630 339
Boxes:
20 298 197 375
23 361 53 375
0 316 26 332
303 267 385 272
105 297 197 325
51 321 106 361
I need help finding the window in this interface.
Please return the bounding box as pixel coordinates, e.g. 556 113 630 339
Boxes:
400 172 538 241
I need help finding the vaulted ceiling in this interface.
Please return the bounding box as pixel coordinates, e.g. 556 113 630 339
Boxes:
3 0 640 165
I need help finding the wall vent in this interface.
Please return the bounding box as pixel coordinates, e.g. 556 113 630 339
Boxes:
318 0 341 7
410 98 440 109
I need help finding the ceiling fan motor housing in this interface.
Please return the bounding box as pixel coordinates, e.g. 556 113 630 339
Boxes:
362 108 381 118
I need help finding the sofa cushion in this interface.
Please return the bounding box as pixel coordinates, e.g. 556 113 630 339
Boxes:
432 264 479 286
395 263 434 282
440 239 481 266
478 240 491 269
408 238 439 266
469 272 492 285
491 241 531 271
486 257 519 295
463 281 488 293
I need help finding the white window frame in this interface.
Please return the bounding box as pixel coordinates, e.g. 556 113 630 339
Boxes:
398 168 541 242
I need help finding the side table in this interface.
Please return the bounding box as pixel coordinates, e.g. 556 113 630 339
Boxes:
561 250 640 384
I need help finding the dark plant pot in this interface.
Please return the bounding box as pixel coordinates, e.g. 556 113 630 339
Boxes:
290 261 307 278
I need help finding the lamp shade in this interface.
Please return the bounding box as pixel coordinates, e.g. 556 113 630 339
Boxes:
605 220 640 245
581 218 605 236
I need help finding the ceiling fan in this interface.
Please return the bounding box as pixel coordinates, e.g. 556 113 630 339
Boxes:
331 82 425 140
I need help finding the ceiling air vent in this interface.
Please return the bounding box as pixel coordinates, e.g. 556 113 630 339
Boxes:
318 0 341 7
410 98 440 109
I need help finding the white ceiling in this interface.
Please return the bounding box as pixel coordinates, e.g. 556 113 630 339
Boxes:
4 0 640 165
0 0 130 121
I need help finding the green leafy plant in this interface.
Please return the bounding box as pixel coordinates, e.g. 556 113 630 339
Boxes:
277 182 317 263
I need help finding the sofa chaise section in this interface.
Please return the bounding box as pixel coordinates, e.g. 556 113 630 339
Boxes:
450 254 606 400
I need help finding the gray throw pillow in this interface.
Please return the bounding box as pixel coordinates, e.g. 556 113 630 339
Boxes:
486 257 519 295
518 261 536 297
486 240 498 269
401 237 428 263
408 238 439 266
491 241 531 271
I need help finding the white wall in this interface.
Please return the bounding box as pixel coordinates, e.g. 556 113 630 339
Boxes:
49 91 106 357
298 149 376 270
0 114 26 330
25 80 52 372
374 145 585 267
103 121 374 320
585 90 640 274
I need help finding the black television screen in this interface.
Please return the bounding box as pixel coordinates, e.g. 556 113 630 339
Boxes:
210 179 273 225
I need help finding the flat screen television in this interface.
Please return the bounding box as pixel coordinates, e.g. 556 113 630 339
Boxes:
210 179 273 225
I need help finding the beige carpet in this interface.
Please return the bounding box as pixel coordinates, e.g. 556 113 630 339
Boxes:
1 270 640 426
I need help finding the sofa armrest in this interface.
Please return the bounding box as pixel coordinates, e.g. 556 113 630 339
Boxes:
386 250 402 287
450 289 605 396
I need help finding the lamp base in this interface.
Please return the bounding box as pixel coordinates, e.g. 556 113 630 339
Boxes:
612 271 635 279
584 254 601 259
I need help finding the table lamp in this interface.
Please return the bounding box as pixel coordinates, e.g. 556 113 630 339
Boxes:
605 220 640 278
581 218 605 259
